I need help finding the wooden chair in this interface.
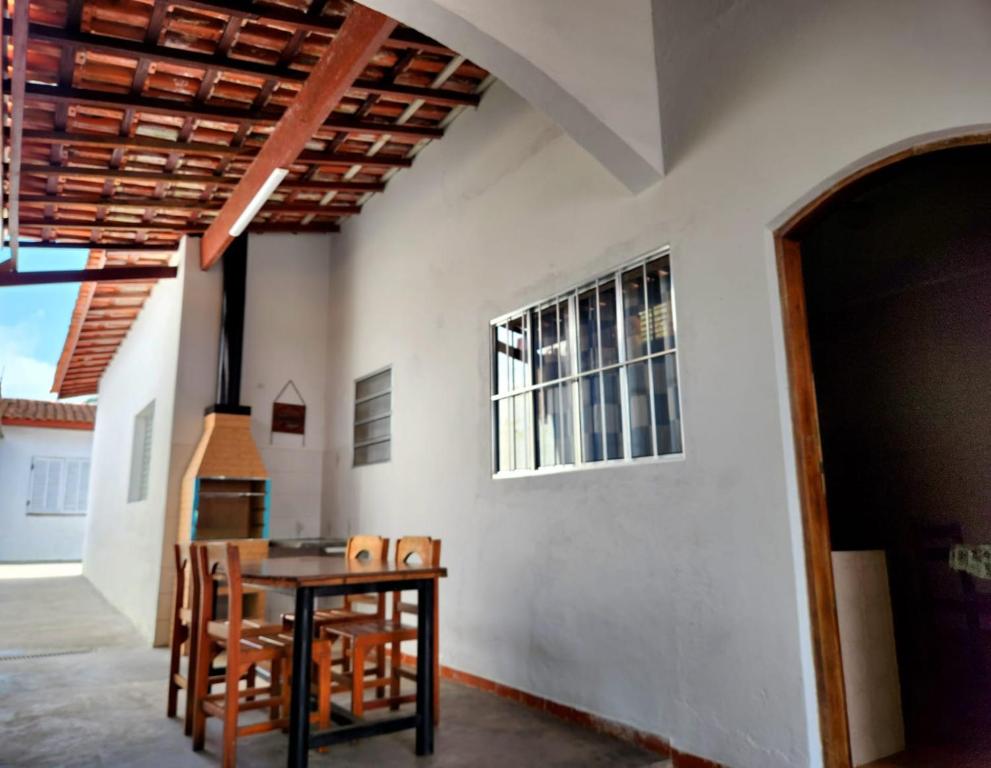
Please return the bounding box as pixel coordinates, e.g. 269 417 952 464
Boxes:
166 543 198 734
282 534 390 630
325 536 442 724
191 542 338 766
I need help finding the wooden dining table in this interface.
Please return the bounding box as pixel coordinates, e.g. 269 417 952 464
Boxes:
241 556 447 768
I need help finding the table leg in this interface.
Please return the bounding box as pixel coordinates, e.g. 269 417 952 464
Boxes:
415 578 435 756
289 586 314 768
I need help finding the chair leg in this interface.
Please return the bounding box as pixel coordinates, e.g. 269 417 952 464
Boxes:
245 664 257 701
389 638 401 710
351 642 366 719
167 623 185 718
375 644 387 699
183 623 199 737
317 657 331 753
191 641 214 751
269 658 283 720
221 664 242 768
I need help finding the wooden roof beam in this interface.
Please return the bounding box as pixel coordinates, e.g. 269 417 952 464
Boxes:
201 6 398 268
0 265 178 287
20 72 475 116
4 240 178 251
6 0 29 270
22 130 414 168
20 165 388 193
19 194 363 216
163 0 450 55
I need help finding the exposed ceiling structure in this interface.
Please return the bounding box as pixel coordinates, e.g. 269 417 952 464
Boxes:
6 0 489 252
1 0 491 397
52 248 174 397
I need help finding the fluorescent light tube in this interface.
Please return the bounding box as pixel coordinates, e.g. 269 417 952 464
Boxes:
228 167 289 237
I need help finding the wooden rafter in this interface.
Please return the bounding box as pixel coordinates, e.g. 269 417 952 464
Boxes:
164 0 451 55
13 22 476 109
201 5 399 268
0 265 178 287
20 165 387 193
7 0 29 270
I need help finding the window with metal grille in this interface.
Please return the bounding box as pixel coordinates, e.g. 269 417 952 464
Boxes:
127 400 155 502
27 456 90 515
354 368 392 466
491 248 683 476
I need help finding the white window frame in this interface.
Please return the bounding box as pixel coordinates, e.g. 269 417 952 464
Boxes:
353 366 392 467
27 456 90 516
128 400 155 503
490 247 685 478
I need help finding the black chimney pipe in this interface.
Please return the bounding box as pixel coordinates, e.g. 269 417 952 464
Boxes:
211 233 251 416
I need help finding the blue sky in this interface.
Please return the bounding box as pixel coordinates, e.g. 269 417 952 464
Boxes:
0 248 91 402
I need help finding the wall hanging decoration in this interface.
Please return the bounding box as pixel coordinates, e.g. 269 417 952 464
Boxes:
271 379 306 444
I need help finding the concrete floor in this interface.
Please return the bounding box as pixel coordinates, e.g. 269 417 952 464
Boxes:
0 576 668 768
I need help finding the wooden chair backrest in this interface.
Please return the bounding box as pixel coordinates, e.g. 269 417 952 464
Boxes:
393 536 441 618
173 543 193 615
344 535 389 614
346 535 388 561
196 539 270 645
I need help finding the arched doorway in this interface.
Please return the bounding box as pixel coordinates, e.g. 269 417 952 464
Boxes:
777 137 991 768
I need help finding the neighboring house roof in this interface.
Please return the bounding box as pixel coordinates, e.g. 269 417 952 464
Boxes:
0 398 97 432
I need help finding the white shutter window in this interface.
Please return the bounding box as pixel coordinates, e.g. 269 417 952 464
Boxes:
61 459 90 514
128 401 155 503
29 458 56 512
63 460 80 512
27 457 88 515
44 459 63 512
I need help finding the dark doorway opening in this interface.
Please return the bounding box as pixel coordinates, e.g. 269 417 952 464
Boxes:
798 145 991 767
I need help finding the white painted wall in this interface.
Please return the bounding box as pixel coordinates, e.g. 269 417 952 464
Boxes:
84 239 222 644
361 0 663 191
320 2 991 766
242 234 334 540
84 247 186 642
0 425 92 562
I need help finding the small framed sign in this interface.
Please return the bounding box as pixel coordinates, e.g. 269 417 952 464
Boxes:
271 380 306 442
272 402 306 435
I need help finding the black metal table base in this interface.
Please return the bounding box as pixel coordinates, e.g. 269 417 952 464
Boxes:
286 578 435 768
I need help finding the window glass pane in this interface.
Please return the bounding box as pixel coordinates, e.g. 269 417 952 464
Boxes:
535 386 557 468
579 374 603 462
602 369 624 459
512 393 530 470
651 353 683 455
646 256 676 354
627 362 652 458
355 393 389 423
356 369 390 400
536 304 559 383
507 315 528 390
558 299 572 378
495 398 513 472
494 324 510 395
557 382 575 465
599 280 620 366
622 266 647 360
577 288 599 372
355 416 390 445
355 442 390 466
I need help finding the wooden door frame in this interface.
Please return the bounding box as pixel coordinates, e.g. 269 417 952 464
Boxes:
773 132 991 768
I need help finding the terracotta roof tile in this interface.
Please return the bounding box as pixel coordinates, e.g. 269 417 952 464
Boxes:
0 398 96 429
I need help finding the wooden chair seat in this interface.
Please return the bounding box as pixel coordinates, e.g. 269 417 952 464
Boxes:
326 619 417 645
207 620 282 641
